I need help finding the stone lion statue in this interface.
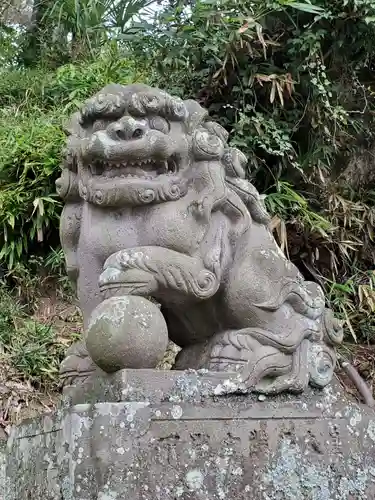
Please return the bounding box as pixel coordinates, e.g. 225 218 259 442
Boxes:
57 83 343 395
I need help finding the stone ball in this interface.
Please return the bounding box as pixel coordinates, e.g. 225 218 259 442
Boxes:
85 295 168 373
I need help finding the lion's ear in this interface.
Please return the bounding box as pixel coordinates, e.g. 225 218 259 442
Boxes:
183 99 209 133
203 121 229 144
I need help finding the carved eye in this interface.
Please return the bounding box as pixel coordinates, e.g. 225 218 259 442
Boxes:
148 116 170 134
132 128 144 139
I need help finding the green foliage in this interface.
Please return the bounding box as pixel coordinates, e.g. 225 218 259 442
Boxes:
0 0 374 350
0 45 144 109
0 111 64 268
131 0 375 340
135 0 375 173
0 51 144 269
326 270 375 343
0 287 68 388
0 24 24 66
17 0 158 67
5 251 74 307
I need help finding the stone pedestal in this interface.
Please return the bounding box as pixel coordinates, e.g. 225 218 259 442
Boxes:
4 369 375 499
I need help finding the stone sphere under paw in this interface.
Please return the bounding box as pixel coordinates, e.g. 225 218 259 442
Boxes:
85 295 168 372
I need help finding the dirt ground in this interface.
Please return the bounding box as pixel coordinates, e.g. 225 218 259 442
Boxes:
0 296 78 435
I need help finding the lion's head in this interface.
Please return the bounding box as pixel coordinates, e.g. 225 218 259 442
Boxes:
58 84 234 204
56 83 268 227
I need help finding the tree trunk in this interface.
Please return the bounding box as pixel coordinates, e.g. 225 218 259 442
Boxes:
19 0 52 67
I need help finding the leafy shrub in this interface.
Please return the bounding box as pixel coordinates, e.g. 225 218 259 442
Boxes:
1 44 145 109
0 287 67 388
326 271 375 343
132 0 375 340
0 110 65 267
5 251 73 309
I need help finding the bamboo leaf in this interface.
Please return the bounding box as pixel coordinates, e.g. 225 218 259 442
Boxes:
287 2 324 15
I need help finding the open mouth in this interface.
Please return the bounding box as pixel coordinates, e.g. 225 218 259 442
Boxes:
88 158 178 179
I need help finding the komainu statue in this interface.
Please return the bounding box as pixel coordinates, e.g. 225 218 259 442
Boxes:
57 83 343 395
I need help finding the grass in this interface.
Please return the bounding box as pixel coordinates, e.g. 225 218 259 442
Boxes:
0 287 76 390
0 273 81 428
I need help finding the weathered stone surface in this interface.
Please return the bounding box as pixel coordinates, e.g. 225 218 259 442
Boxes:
0 438 6 499
5 370 375 499
85 296 168 371
49 84 374 499
61 367 241 406
57 84 344 395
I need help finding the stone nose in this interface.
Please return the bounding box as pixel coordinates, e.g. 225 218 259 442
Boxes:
106 116 148 141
